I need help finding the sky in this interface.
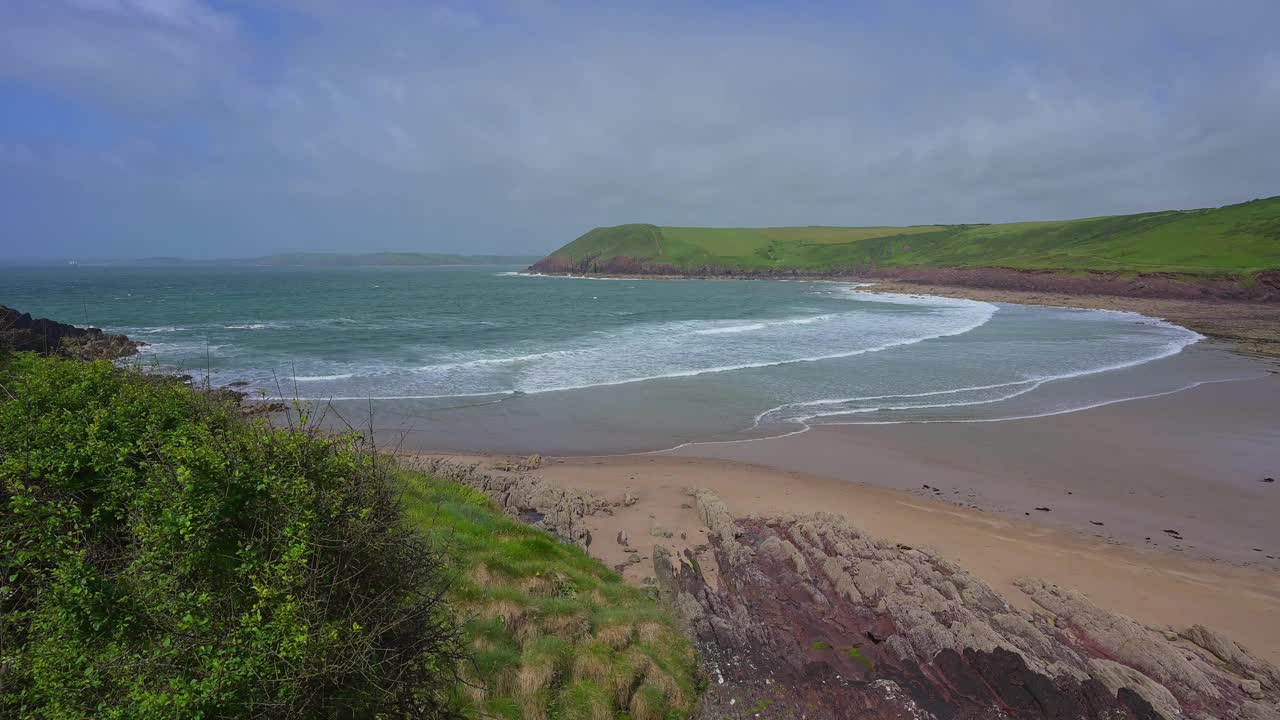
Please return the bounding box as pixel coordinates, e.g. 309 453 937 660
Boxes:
1 0 1278 260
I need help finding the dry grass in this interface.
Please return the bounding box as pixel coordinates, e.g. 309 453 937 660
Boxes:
470 563 498 588
628 683 667 720
518 658 558 697
520 690 549 720
608 652 645 707
539 609 590 641
635 620 666 646
594 623 633 650
479 599 527 633
519 574 554 596
641 662 688 711
572 641 613 686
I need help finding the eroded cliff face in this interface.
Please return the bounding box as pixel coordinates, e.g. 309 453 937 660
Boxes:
526 256 1280 303
657 490 1280 720
1 305 141 360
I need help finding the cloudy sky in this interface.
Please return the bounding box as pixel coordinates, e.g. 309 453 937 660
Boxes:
2 0 1278 259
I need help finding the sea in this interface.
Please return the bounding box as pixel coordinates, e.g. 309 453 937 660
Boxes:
2 265 1262 454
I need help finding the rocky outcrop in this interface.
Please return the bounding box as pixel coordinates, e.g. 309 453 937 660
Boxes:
1 305 141 360
411 458 610 548
655 491 1280 720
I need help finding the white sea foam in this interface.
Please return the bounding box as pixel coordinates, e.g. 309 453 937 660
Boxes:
223 322 279 330
294 373 355 382
286 291 998 399
755 320 1200 427
694 323 768 335
637 374 1266 456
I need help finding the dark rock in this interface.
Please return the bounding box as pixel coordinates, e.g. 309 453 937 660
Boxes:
1036 506 1052 512
1091 521 1105 526
655 491 1280 720
1 305 141 360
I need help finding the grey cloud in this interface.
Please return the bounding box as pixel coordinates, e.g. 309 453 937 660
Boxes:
1 0 1278 259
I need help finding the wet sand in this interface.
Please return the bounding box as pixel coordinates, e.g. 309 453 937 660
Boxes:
672 367 1280 567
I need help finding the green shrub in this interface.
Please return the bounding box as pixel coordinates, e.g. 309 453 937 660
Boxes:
0 354 464 719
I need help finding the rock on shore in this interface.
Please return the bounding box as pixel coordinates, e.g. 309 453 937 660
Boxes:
411 461 1279 719
1 305 141 360
412 457 611 548
657 489 1280 720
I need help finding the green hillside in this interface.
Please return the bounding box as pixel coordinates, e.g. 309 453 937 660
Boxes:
534 196 1280 277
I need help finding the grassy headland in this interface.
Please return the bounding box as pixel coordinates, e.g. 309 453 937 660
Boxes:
531 196 1280 281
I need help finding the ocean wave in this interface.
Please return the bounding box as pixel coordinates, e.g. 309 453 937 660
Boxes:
693 322 768 335
642 374 1264 455
223 322 280 330
267 285 1000 400
691 313 841 335
755 324 1201 427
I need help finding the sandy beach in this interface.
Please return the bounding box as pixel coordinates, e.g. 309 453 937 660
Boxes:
516 453 1280 664
434 351 1280 662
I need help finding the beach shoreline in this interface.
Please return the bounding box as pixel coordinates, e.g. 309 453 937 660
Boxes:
520 271 1280 359
404 343 1280 661
418 437 1280 662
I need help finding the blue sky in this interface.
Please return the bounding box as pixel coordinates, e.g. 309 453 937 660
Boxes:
1 0 1278 259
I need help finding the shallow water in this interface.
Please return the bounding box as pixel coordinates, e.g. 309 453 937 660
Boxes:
3 265 1256 453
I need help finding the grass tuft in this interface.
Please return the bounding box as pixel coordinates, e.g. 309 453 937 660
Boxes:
594 621 634 650
628 683 669 720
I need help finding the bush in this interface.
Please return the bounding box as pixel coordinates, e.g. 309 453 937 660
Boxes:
0 354 465 719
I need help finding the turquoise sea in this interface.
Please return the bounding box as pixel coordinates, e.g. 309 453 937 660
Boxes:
2 265 1259 453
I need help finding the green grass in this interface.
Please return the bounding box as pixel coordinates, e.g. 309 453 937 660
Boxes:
399 470 699 720
537 196 1280 277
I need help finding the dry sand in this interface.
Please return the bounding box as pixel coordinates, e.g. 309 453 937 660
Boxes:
526 453 1280 664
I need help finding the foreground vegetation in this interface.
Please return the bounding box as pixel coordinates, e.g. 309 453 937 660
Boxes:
536 195 1280 277
401 471 697 720
0 352 696 719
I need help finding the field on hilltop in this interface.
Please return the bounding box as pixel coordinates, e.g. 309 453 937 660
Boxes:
533 196 1280 278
